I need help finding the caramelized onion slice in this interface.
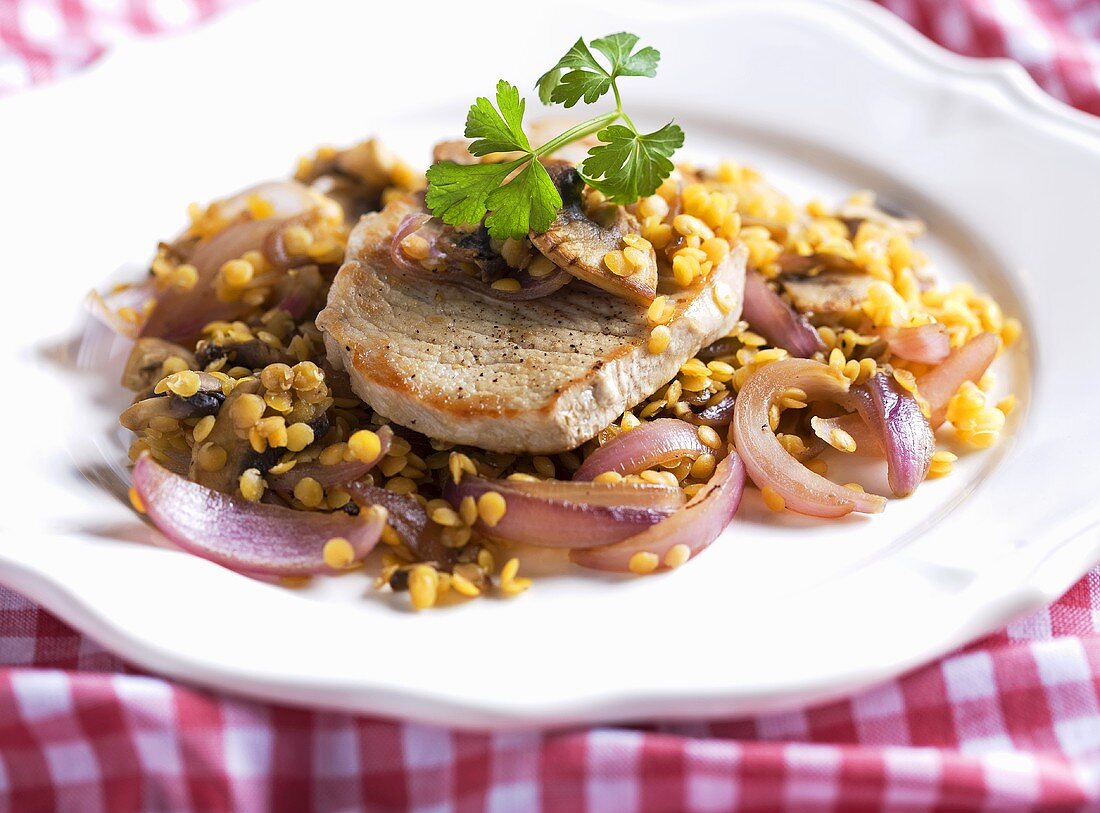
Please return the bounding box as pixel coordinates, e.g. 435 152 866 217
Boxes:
573 419 711 481
850 372 934 497
132 454 385 575
570 449 746 572
140 218 281 341
731 359 887 517
741 270 824 358
917 332 1000 428
444 476 680 548
880 323 950 364
344 481 454 566
810 414 880 458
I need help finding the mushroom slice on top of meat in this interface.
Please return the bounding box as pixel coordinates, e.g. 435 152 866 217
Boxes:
530 165 658 305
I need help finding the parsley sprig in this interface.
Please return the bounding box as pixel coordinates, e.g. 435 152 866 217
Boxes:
425 33 684 240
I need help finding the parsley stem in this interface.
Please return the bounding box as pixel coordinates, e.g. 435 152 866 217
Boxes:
533 110 620 160
610 82 636 132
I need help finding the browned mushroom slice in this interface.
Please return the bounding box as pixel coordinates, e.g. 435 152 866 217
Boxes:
188 378 268 494
195 338 294 373
431 140 479 166
297 138 420 223
120 372 227 434
121 338 196 393
119 390 224 433
780 270 875 316
837 202 925 238
739 215 791 243
776 252 863 275
530 165 657 305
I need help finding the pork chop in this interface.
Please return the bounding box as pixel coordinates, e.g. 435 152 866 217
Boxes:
317 200 747 453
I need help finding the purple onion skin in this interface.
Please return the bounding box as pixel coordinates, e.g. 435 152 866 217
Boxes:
741 270 824 358
850 372 934 497
572 419 709 481
443 477 672 548
133 454 383 575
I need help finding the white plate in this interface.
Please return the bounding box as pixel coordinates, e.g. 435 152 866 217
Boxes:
3 0 1100 729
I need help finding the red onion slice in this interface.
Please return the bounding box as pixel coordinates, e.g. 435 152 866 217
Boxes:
573 419 711 481
212 180 320 222
570 449 746 572
389 213 443 273
273 265 323 320
132 454 385 575
849 372 934 497
879 323 950 364
503 477 685 511
443 476 679 548
810 413 881 458
85 281 157 339
731 359 887 517
390 212 572 301
917 332 1000 428
263 215 331 272
343 481 456 565
741 270 824 358
141 218 281 341
269 427 392 491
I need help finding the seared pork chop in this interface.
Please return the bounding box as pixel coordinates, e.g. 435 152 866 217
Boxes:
317 200 747 453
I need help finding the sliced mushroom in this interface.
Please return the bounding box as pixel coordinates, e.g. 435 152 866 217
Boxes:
121 338 196 393
740 215 791 243
432 140 479 166
120 373 227 432
776 252 863 276
530 164 657 305
780 270 875 316
837 202 925 238
188 378 274 494
195 338 293 372
119 392 224 433
434 224 510 283
298 138 419 223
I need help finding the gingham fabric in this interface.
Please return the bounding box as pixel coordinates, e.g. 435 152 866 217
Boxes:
3 1 1100 810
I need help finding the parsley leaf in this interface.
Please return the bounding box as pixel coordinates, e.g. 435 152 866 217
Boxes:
590 32 660 78
425 161 516 228
537 32 661 107
535 38 607 105
465 80 531 156
484 160 561 239
552 68 612 109
580 122 685 204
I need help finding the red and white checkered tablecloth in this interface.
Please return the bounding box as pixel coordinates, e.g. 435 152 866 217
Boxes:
3 1 1100 810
